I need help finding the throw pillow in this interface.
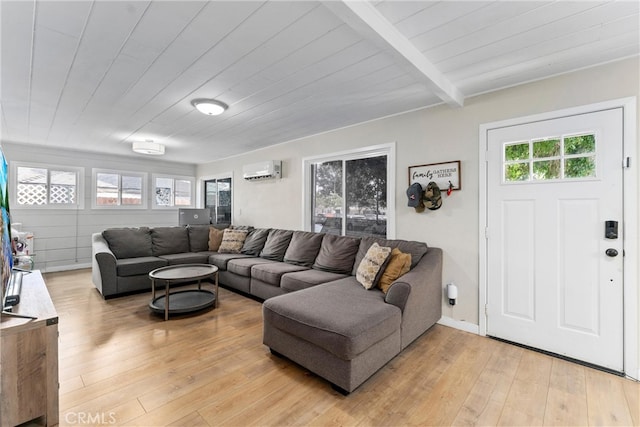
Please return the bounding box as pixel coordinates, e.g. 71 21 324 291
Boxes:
218 229 249 254
378 248 411 294
208 227 225 251
356 242 392 290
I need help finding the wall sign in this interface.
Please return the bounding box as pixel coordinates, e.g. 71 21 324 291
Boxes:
408 160 461 192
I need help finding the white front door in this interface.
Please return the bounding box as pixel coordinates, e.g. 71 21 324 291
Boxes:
486 108 624 372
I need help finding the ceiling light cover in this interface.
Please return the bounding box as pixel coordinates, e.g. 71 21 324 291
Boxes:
132 141 165 155
191 98 228 116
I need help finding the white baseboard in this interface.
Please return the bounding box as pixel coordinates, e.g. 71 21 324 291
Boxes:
437 316 480 335
41 263 91 273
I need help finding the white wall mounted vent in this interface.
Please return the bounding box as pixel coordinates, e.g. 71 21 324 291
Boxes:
243 160 282 180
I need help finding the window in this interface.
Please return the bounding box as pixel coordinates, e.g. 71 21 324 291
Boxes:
304 144 394 238
504 133 596 182
153 174 195 208
13 163 83 208
204 177 232 226
92 169 146 208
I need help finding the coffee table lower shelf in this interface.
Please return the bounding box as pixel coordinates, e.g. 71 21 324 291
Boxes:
149 289 216 317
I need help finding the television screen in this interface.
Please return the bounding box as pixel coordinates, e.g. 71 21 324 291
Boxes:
0 145 13 306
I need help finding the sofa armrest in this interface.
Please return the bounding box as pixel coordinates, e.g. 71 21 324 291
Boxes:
387 247 443 349
92 233 117 298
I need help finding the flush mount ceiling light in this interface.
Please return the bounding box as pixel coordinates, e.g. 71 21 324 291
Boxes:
191 98 228 116
132 140 165 155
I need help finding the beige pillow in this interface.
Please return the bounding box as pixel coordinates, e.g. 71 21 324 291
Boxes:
378 248 411 294
356 242 392 290
218 229 249 254
208 227 225 251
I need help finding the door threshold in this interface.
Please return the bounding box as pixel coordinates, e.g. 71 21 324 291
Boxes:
488 335 624 377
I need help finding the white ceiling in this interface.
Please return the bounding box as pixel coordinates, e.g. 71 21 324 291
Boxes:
1 1 638 164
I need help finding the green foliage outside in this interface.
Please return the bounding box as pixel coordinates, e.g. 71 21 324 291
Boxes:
504 134 596 181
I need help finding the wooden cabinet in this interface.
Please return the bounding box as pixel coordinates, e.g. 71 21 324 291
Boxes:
1 271 58 426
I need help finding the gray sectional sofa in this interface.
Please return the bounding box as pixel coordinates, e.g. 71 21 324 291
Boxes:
91 225 442 393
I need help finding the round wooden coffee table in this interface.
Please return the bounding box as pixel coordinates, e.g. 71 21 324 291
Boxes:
148 264 219 321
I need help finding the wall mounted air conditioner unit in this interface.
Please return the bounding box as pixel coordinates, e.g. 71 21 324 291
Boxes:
243 160 282 180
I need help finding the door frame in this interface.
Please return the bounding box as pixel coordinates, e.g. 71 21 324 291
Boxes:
478 97 638 380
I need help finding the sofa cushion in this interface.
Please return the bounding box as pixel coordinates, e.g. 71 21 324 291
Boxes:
352 237 428 275
280 269 348 292
260 229 293 261
356 242 392 289
151 227 190 256
312 234 360 274
227 257 275 277
378 248 411 293
263 279 401 360
187 225 211 252
219 229 249 254
209 253 255 271
251 262 308 286
159 253 211 265
115 256 167 277
102 227 152 259
241 228 271 255
283 231 324 267
209 227 225 251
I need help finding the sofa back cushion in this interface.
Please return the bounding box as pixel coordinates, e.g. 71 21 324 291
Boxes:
312 234 360 274
102 227 152 259
260 229 293 261
283 231 324 267
187 225 211 252
241 228 271 255
352 237 428 275
151 227 190 256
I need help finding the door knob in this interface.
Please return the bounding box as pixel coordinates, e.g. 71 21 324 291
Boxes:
606 248 618 257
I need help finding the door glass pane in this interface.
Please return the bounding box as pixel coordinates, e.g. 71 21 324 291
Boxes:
122 175 142 205
533 159 561 180
345 155 387 238
217 178 231 225
312 161 343 235
565 156 596 178
96 173 118 206
533 138 560 158
565 134 595 155
505 162 529 182
505 142 529 161
205 181 217 209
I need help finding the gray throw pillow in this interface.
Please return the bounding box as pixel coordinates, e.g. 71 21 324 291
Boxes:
187 225 211 252
259 229 293 261
241 228 271 255
151 227 190 256
312 234 360 274
283 231 324 267
102 227 152 259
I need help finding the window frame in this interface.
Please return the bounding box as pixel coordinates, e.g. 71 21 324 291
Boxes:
91 168 148 209
10 161 85 210
302 143 396 239
152 173 196 209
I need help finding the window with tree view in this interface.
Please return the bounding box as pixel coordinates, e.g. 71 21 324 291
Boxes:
312 154 387 238
504 133 596 182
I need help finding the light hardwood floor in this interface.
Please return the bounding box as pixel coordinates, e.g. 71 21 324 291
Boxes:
40 269 639 426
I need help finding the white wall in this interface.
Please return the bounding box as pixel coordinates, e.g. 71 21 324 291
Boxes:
198 57 640 329
1 143 196 272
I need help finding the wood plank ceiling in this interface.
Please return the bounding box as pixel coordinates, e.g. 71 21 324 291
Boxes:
1 1 638 164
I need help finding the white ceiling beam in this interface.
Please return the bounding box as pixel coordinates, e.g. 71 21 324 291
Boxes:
324 0 464 108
